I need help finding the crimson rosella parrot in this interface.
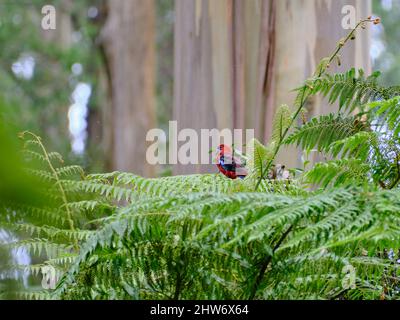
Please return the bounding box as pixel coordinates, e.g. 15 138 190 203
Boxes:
215 144 248 179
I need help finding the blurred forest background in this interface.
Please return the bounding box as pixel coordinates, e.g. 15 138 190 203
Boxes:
0 0 398 177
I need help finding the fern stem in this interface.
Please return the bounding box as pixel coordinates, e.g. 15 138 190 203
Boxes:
255 18 375 191
173 272 183 300
248 224 294 300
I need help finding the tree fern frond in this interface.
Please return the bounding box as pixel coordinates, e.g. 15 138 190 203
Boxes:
280 200 360 251
256 179 306 196
48 254 78 266
2 204 67 227
10 223 94 241
7 59 400 301
86 171 122 181
285 114 368 153
21 149 47 163
24 168 55 182
111 172 246 196
65 200 115 213
60 180 136 202
47 152 64 165
329 131 378 160
8 239 73 258
56 165 85 178
368 96 400 135
23 139 42 150
303 68 390 112
226 188 353 246
304 159 370 188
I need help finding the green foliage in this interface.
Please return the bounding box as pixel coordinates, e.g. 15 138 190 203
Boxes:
287 66 400 191
47 186 400 300
295 68 400 114
0 131 116 299
305 68 388 112
1 127 397 300
285 113 369 153
304 159 370 188
245 138 274 182
5 62 400 301
2 18 400 300
368 96 400 136
329 131 377 160
271 104 292 144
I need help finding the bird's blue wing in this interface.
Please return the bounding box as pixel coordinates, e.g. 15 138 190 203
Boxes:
219 155 236 172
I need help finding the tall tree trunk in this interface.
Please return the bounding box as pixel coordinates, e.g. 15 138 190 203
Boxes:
173 0 371 174
102 0 156 176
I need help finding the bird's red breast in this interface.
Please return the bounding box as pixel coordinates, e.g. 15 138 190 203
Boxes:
216 144 247 179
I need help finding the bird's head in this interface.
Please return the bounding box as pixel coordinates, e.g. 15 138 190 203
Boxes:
215 144 231 162
216 144 231 153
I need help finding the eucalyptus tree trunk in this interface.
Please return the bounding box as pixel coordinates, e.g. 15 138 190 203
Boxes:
173 0 371 174
102 0 156 176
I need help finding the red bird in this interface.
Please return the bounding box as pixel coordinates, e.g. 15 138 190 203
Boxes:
215 144 248 179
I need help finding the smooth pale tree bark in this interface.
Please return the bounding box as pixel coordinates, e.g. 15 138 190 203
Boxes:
102 0 156 176
173 0 371 174
173 0 275 174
